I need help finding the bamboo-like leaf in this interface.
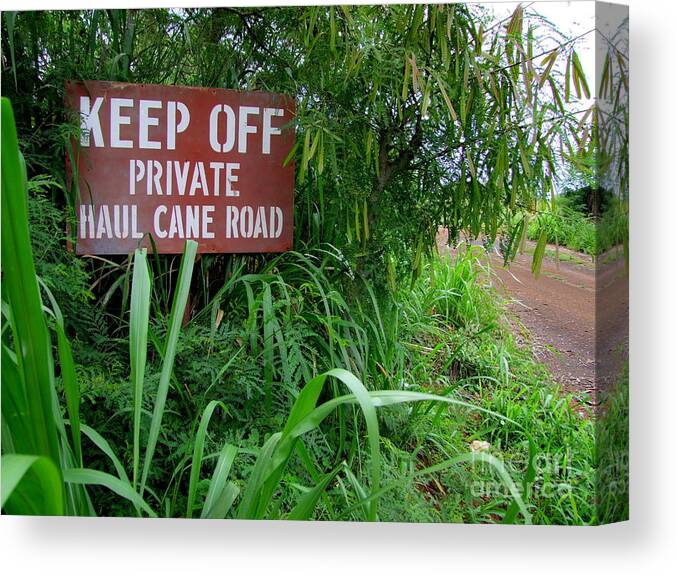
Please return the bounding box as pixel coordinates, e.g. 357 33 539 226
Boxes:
64 468 156 517
547 76 565 113
572 50 590 99
599 52 610 98
317 131 325 174
565 53 572 102
538 50 558 89
201 444 239 518
140 239 198 496
299 128 311 182
186 400 229 517
308 128 321 162
432 71 458 121
401 55 410 101
363 198 369 242
329 6 336 54
410 53 420 93
519 141 532 178
1 98 61 467
465 149 477 179
282 140 299 168
531 228 548 278
420 78 431 118
617 52 628 91
354 200 361 244
130 248 151 491
1 454 64 515
507 4 523 37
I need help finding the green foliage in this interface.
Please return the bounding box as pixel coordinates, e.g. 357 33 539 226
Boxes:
3 103 535 521
1 5 592 281
1 97 91 515
526 194 627 258
595 367 629 523
527 207 596 256
2 103 596 521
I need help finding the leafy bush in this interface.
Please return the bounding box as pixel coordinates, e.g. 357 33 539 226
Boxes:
526 193 627 258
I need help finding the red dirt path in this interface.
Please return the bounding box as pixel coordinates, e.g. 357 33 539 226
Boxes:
437 229 628 403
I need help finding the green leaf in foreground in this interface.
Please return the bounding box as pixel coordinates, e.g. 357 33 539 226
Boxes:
1 454 64 515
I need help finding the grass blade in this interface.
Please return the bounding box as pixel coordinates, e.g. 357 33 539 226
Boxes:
201 444 239 519
186 399 228 517
38 278 82 467
80 424 130 483
287 463 342 521
1 97 61 466
1 454 64 515
64 468 156 518
130 247 151 490
140 239 197 496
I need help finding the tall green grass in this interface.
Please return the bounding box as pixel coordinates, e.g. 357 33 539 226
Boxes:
2 97 89 515
526 199 628 259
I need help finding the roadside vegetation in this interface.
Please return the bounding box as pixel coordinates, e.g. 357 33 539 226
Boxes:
526 189 628 258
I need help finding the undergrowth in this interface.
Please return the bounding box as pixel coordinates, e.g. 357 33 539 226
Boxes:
527 194 628 258
4 113 600 523
48 232 598 523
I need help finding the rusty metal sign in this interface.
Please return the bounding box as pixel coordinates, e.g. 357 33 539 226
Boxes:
65 80 295 255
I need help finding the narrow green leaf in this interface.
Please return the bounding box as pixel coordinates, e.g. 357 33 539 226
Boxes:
64 468 156 518
4 13 18 89
140 240 198 496
80 424 130 484
1 454 64 515
130 247 151 490
1 98 61 467
531 227 548 278
201 444 239 519
287 464 342 520
186 400 229 518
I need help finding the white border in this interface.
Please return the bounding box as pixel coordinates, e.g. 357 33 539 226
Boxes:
2 1 678 573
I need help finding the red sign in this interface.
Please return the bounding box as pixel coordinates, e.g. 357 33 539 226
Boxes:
65 80 295 255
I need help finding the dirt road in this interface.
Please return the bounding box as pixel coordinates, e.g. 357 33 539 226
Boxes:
438 230 629 402
490 243 597 396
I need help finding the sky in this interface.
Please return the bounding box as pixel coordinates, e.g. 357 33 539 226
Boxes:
484 1 596 107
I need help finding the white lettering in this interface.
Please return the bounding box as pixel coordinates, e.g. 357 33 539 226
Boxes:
262 108 284 154
202 206 215 239
209 104 236 153
189 162 209 196
225 163 239 197
96 205 113 239
110 98 134 149
131 205 143 238
209 162 223 197
79 96 104 147
154 205 168 239
238 106 259 154
167 101 190 150
139 100 162 150
79 204 94 238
